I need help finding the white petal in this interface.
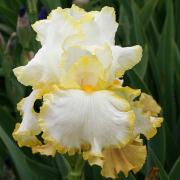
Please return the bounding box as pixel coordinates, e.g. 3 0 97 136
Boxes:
111 45 143 77
65 4 86 20
132 93 163 139
32 7 78 46
17 90 40 133
94 44 112 69
133 108 163 139
13 45 62 88
13 90 41 147
94 7 118 44
39 90 134 152
32 20 50 45
63 7 118 47
62 46 91 71
60 46 106 89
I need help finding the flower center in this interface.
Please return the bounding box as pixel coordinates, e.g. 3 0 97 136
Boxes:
82 85 93 92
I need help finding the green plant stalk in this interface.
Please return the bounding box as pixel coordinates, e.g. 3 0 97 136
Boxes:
27 0 38 23
67 155 85 180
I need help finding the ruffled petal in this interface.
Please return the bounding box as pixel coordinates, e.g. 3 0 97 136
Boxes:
13 46 63 89
65 4 86 20
135 93 161 116
84 138 147 179
111 45 143 77
113 88 163 139
93 6 118 44
60 45 113 90
32 20 50 45
101 138 147 178
32 7 78 46
12 90 42 147
133 93 163 139
63 7 118 47
39 89 135 154
32 143 56 156
14 7 79 88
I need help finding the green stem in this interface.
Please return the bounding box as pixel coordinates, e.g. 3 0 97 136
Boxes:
27 0 38 23
68 172 82 180
68 155 85 180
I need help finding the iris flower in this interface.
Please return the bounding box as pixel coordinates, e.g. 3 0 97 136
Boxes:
13 5 163 178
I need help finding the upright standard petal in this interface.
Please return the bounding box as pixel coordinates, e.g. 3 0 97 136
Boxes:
39 89 135 155
13 90 42 147
32 7 78 46
63 6 118 47
60 45 112 90
13 46 62 89
65 4 86 20
14 7 79 88
111 45 143 78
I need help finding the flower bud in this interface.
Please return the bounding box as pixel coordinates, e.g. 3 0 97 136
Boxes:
38 7 47 20
16 5 31 49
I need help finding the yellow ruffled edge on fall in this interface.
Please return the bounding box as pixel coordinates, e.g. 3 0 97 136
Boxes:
12 123 41 147
112 86 141 101
83 137 147 179
144 117 163 140
12 90 43 148
133 93 163 139
36 89 135 157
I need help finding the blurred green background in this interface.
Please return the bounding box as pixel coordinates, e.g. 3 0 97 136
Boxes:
0 0 180 179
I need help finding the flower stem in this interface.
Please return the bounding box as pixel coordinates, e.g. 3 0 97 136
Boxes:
67 155 85 180
68 172 82 180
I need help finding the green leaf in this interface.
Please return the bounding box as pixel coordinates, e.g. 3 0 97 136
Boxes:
120 0 133 22
165 124 179 168
124 70 150 93
40 0 61 10
118 172 136 180
0 4 17 25
175 0 180 48
60 0 72 8
26 157 59 180
157 0 176 129
0 106 15 136
169 156 180 180
0 23 13 34
27 0 38 23
148 147 169 180
131 1 144 44
149 124 166 165
56 154 71 180
174 41 180 114
140 0 159 27
0 126 35 180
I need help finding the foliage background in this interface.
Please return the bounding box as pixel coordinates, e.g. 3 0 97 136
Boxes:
0 0 180 179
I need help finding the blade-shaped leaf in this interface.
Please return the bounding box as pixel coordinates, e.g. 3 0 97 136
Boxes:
140 0 159 27
149 124 166 165
0 126 34 180
169 155 180 180
56 154 71 180
157 0 176 129
148 147 169 180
